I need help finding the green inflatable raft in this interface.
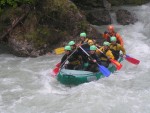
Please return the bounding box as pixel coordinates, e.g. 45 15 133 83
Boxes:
57 57 123 86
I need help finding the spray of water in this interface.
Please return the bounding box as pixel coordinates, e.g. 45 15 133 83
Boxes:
1 3 150 113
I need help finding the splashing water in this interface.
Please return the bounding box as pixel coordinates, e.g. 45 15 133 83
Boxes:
1 3 150 113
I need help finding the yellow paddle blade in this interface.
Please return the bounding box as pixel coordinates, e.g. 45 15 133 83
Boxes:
54 47 65 54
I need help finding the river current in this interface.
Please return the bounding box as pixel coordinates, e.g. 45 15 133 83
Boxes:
0 3 150 113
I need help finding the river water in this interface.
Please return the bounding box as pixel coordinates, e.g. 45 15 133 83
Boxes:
1 3 150 113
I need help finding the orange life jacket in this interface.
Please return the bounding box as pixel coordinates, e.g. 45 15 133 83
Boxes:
103 32 124 46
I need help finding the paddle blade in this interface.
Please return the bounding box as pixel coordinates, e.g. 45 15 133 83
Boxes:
110 59 122 70
52 67 59 76
98 64 111 77
125 55 140 65
54 47 65 55
56 62 61 67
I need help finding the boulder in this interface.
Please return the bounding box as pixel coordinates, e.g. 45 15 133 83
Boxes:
116 9 138 25
0 0 101 57
107 0 149 6
72 0 149 9
86 9 111 25
71 0 104 9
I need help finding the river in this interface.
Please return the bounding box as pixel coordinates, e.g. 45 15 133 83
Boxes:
0 3 150 113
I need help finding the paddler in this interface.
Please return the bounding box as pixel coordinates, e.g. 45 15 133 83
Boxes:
67 41 82 70
78 32 89 45
109 36 126 60
96 41 114 68
60 45 80 70
103 25 124 46
84 45 101 72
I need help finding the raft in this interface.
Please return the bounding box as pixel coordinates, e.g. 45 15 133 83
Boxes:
57 57 123 86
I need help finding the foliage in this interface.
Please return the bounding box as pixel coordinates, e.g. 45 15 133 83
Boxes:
0 0 34 10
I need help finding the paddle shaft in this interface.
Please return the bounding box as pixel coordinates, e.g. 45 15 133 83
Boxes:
79 46 111 77
60 48 78 68
79 46 99 65
60 44 86 68
96 46 110 59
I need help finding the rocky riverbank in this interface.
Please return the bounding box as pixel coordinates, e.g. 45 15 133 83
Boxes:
0 0 149 57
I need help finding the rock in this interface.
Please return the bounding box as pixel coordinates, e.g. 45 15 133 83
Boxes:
0 0 101 57
86 9 111 25
116 9 138 25
72 0 149 9
72 0 112 26
107 0 149 6
103 0 111 11
71 0 104 9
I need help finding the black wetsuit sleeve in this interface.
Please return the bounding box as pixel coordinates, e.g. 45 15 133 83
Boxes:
61 54 67 64
89 54 101 64
95 54 101 64
77 44 90 63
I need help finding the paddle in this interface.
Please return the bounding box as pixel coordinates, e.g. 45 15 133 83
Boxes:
125 55 140 65
54 47 65 55
56 62 61 67
52 62 61 76
52 48 78 76
79 46 111 77
96 47 122 70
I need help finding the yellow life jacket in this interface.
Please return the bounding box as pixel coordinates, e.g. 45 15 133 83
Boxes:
109 43 125 60
97 47 114 61
110 43 126 55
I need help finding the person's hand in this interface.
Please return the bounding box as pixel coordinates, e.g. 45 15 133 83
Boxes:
120 54 126 58
92 59 96 63
76 44 81 47
123 54 126 58
96 44 101 48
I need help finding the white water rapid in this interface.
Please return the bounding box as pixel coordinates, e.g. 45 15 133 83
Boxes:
1 3 150 113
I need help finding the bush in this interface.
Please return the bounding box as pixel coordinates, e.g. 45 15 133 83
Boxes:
0 0 34 11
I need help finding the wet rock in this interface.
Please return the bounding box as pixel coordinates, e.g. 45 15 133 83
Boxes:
8 38 46 57
107 0 149 6
0 0 101 57
103 0 111 11
116 9 138 25
86 9 111 25
71 0 104 10
72 0 149 9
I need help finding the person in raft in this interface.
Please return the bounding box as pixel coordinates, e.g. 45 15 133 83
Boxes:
84 45 101 72
103 25 124 47
109 36 126 60
78 32 89 45
60 45 80 70
96 41 114 68
67 41 82 70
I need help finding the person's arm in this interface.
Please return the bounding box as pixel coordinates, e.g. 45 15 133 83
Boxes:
68 52 78 62
106 50 115 60
94 54 101 65
96 47 104 56
118 44 126 55
116 33 124 46
60 55 67 65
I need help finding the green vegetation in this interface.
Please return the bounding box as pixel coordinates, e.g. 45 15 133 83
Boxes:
0 0 35 14
0 0 91 56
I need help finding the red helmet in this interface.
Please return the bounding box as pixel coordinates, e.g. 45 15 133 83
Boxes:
108 25 114 31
